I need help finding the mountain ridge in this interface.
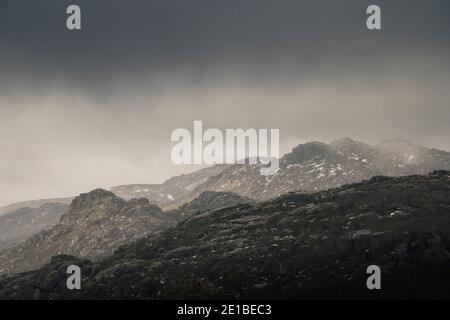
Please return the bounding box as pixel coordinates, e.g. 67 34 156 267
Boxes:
2 138 449 214
1 171 449 299
0 203 69 251
0 189 175 274
167 137 450 208
0 189 252 275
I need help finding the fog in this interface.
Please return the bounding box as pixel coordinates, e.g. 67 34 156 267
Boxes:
0 0 449 205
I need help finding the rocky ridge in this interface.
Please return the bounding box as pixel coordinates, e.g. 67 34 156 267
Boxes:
171 138 450 206
1 171 449 299
0 189 175 274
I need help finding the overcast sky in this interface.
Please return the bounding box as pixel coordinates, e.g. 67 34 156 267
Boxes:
0 0 449 206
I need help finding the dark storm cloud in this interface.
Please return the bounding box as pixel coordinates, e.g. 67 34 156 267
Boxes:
0 0 449 206
0 0 449 94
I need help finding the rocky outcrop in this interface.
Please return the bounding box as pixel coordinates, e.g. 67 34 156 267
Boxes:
1 171 449 299
0 189 175 274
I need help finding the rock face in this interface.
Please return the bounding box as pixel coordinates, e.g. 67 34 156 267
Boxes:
0 189 175 274
174 138 450 205
1 171 449 299
0 203 69 251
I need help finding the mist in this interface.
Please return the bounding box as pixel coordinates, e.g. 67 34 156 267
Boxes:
0 0 449 206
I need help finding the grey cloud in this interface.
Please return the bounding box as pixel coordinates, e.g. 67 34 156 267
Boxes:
0 0 449 95
0 0 449 205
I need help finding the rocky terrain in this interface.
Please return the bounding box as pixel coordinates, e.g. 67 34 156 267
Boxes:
0 189 176 274
0 165 226 216
0 203 69 251
3 138 449 215
166 191 252 222
1 171 449 299
0 189 250 275
0 165 227 247
109 165 227 208
171 138 450 206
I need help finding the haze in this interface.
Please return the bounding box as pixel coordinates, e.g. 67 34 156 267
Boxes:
0 0 449 206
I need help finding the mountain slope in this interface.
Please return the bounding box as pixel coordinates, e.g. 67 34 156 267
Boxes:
109 165 227 207
166 191 252 222
0 198 72 216
0 189 176 274
172 138 450 206
0 203 69 251
0 165 227 218
0 165 227 246
3 138 447 214
1 171 449 299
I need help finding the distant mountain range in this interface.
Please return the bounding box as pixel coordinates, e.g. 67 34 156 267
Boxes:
0 203 69 251
167 137 450 207
0 164 227 217
2 138 449 216
1 171 449 299
0 197 72 216
1 137 449 265
0 165 228 253
108 164 227 207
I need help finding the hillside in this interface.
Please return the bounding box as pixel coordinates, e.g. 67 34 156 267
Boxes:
0 190 175 274
0 203 69 251
0 198 72 216
109 165 227 208
170 138 450 207
1 171 449 299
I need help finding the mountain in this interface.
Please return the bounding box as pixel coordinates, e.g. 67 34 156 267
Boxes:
0 197 72 216
0 165 227 246
1 171 449 299
3 138 448 214
0 203 69 251
170 138 450 206
0 165 226 216
108 165 227 208
0 189 176 274
0 137 447 263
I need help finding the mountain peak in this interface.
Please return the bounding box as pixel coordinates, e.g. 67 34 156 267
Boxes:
330 137 362 148
330 137 356 146
283 141 330 164
69 189 119 213
378 137 413 147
